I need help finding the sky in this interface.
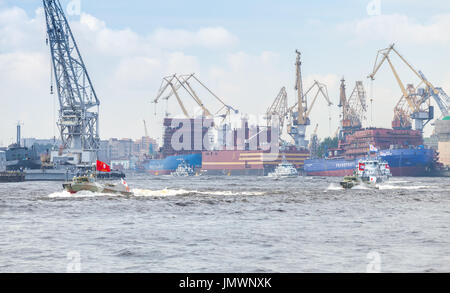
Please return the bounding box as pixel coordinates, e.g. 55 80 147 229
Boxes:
1 0 450 146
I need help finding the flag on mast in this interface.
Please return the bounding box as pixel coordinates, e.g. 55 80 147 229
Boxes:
96 160 111 172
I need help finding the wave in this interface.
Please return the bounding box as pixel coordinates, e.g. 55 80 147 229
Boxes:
132 188 194 197
48 190 118 198
48 188 266 198
326 183 344 191
196 190 265 196
352 184 371 190
377 184 430 190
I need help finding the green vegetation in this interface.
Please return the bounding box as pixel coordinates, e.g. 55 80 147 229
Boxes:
317 137 339 158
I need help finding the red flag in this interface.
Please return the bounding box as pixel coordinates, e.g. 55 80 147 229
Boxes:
96 160 111 172
358 162 365 171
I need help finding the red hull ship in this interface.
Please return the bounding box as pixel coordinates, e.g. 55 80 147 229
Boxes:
202 148 309 176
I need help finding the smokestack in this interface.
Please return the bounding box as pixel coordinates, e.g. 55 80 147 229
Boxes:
16 122 21 147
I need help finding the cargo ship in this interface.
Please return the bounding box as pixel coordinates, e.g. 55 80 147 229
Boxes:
142 118 210 175
143 117 310 175
304 128 436 177
143 153 202 175
201 148 309 176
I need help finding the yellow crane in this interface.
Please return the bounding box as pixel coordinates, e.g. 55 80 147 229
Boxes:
368 44 437 131
153 73 238 123
266 87 288 131
287 51 332 150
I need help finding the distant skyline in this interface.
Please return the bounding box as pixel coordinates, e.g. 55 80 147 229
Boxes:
1 0 450 146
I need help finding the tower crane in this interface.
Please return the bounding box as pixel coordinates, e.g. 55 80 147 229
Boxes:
368 44 449 131
43 0 100 165
287 51 332 149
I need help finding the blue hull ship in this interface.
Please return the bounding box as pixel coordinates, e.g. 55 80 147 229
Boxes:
144 153 202 175
304 148 435 177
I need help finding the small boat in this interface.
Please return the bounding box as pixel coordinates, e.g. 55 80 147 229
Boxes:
63 174 133 196
268 157 299 178
340 158 392 189
171 160 195 177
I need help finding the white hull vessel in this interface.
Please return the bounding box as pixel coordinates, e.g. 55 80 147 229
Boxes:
268 159 298 179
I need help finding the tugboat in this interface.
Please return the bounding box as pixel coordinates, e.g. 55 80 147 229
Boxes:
340 158 392 189
268 156 299 179
171 160 195 177
62 160 133 195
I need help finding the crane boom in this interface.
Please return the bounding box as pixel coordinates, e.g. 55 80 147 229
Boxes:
305 81 332 118
295 50 305 125
368 44 436 132
266 87 288 132
43 0 100 162
152 74 238 122
385 55 417 111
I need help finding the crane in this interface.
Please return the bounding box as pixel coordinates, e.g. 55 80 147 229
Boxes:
367 44 449 131
392 91 413 129
287 51 332 150
153 73 238 124
43 0 100 165
265 87 288 132
338 78 367 137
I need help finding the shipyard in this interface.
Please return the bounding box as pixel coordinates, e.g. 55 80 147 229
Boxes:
1 0 450 278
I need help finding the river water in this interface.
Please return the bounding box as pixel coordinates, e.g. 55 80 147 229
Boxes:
1 175 449 272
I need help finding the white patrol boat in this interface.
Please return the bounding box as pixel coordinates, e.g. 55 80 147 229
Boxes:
340 158 392 189
268 156 299 179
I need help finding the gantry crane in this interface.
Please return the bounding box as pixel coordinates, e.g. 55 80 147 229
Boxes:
368 44 449 131
43 0 100 165
338 78 367 138
153 74 238 124
287 51 332 149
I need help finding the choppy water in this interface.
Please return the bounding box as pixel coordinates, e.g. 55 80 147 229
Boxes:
1 175 449 273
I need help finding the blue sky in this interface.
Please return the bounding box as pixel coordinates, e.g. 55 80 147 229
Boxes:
1 0 450 145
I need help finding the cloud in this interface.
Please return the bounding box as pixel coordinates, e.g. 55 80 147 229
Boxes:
0 5 338 143
152 27 238 49
339 13 450 45
0 6 241 143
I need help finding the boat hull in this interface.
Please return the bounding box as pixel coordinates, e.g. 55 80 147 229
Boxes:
144 153 202 175
202 150 309 176
305 148 435 177
63 182 133 196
